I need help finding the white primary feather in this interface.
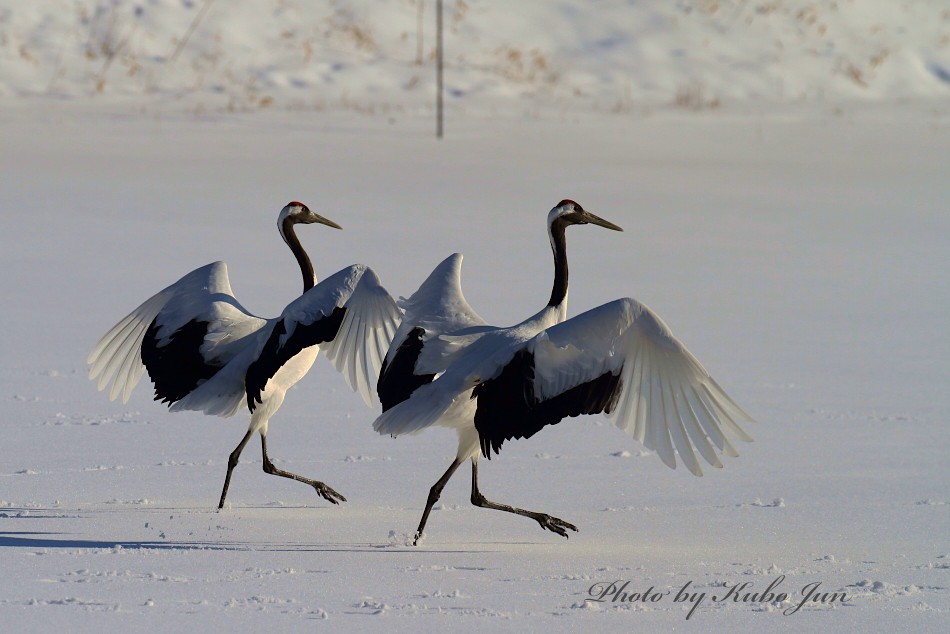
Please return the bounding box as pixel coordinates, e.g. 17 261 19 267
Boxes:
400 254 487 332
386 253 489 370
259 264 401 408
529 298 754 476
319 266 402 406
87 262 265 405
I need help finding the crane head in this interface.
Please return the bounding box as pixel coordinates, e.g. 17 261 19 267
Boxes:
280 201 343 230
548 199 623 232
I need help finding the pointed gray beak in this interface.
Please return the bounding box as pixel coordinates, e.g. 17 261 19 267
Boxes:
583 211 623 232
310 213 343 230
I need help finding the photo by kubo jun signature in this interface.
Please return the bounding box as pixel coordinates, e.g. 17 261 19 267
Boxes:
586 575 849 620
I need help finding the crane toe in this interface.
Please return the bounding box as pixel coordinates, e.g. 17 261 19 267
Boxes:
536 514 578 538
313 482 347 504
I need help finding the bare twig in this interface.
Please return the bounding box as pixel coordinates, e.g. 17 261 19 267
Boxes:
168 0 216 66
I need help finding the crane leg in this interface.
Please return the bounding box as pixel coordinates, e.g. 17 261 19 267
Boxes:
469 459 578 539
218 428 255 509
413 457 463 545
260 435 346 505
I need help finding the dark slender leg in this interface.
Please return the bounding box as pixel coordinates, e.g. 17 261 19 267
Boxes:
218 428 255 509
413 457 463 545
260 435 346 505
470 459 578 538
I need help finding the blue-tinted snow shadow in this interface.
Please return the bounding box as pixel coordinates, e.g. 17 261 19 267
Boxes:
929 62 950 84
0 531 487 554
0 532 232 551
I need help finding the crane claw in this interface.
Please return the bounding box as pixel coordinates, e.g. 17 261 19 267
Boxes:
535 513 578 538
313 482 347 505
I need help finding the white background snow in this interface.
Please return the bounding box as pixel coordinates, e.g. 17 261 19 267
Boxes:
1 1 948 631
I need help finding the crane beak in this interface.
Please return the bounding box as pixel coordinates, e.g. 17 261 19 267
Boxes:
310 213 343 230
583 211 623 232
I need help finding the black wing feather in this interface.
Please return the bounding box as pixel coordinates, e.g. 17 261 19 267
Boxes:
377 327 436 412
245 306 347 411
141 318 221 405
473 349 624 458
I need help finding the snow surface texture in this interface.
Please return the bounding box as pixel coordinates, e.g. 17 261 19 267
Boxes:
1 1 949 632
0 0 949 114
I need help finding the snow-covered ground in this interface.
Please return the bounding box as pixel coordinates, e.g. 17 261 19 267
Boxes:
1 1 949 632
2 1 950 114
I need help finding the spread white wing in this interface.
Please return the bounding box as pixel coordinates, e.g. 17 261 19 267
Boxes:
388 253 490 366
245 264 402 409
473 298 754 475
89 261 400 417
378 253 496 411
86 262 266 407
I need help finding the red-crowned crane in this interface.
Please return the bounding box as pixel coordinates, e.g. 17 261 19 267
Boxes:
88 202 401 508
375 200 753 543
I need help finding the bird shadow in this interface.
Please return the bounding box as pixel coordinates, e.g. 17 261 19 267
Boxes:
0 505 544 554
0 528 490 555
0 531 220 551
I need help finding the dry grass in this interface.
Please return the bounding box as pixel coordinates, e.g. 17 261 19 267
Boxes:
328 1 378 53
672 83 721 110
77 2 146 93
489 46 555 83
842 62 867 88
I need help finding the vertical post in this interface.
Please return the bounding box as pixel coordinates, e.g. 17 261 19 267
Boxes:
436 0 443 139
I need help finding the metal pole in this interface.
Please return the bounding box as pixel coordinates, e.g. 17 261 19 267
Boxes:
436 0 443 139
